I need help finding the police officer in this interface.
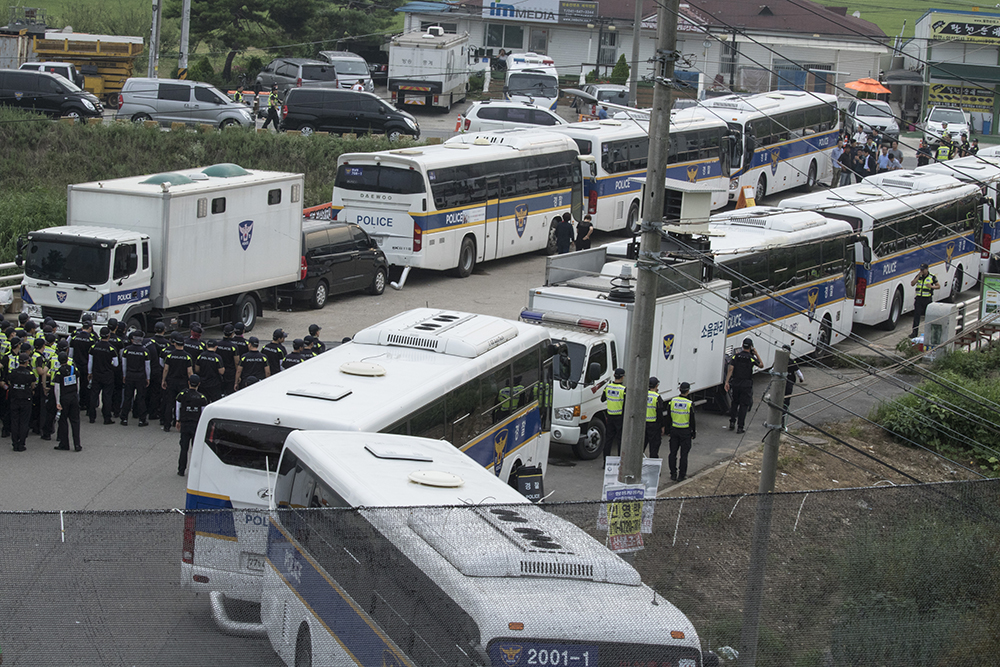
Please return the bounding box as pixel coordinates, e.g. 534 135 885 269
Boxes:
645 377 667 458
184 322 205 362
175 374 209 476
233 86 244 104
216 324 239 396
282 339 307 370
783 352 806 428
161 334 193 432
0 327 10 438
232 322 249 358
31 337 53 438
71 316 97 415
667 382 696 482
234 336 269 390
120 330 151 427
9 353 34 452
88 327 119 425
262 83 280 131
262 329 287 376
53 352 82 451
107 318 127 416
301 336 319 358
935 136 952 162
910 262 940 338
307 324 326 354
196 340 225 402
601 368 626 461
144 323 168 424
724 337 763 434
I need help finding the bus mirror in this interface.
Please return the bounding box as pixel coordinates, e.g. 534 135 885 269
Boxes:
990 202 996 220
862 243 872 264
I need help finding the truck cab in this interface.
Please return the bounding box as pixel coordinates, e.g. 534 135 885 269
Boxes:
18 227 151 334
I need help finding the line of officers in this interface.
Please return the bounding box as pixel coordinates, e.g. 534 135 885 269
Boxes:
0 312 328 454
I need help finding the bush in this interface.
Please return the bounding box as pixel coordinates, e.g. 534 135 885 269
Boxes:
610 53 630 86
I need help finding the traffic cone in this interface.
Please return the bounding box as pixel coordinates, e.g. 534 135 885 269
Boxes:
736 185 756 209
455 115 463 132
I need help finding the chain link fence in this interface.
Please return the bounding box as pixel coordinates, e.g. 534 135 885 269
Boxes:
1 479 998 666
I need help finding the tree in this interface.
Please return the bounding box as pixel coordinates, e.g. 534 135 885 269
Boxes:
610 53 630 86
165 0 277 81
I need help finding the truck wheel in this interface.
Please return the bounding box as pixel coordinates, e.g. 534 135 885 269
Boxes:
126 316 144 336
573 418 605 460
294 624 312 667
233 294 257 331
105 94 120 110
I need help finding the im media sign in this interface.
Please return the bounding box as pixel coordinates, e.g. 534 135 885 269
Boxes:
483 0 597 24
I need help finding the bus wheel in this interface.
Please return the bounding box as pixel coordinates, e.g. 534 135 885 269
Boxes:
452 236 476 278
882 287 903 330
546 220 560 255
818 315 832 356
806 160 817 189
573 418 605 460
625 200 641 236
294 624 312 667
950 265 964 301
756 174 767 201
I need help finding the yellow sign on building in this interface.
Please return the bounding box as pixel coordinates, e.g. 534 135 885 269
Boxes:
928 83 995 113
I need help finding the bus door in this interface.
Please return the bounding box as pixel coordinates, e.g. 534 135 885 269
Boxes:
484 175 500 261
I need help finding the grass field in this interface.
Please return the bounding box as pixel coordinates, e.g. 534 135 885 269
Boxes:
813 1 965 41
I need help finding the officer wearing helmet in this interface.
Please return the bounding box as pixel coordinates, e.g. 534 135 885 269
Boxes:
724 337 763 434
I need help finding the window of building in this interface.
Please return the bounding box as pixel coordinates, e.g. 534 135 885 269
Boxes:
485 23 524 49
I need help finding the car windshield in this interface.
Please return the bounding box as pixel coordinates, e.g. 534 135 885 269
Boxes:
330 60 368 75
24 239 110 285
335 164 426 194
598 90 629 103
301 65 339 81
930 108 966 124
857 103 891 118
508 73 559 99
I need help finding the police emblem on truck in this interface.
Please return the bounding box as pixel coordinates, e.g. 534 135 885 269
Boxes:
238 220 254 250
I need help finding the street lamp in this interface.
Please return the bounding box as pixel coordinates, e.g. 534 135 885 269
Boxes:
581 23 596 85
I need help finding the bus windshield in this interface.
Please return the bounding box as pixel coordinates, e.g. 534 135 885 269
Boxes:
24 239 110 285
508 72 559 99
335 164 426 194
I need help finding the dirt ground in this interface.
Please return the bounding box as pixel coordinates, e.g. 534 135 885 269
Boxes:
660 419 984 498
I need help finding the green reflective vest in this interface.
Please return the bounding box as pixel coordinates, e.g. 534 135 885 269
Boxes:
605 381 625 415
915 274 936 298
670 396 693 428
646 390 659 422
936 144 951 161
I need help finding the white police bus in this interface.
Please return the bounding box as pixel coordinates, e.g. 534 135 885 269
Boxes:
332 131 585 288
181 308 554 624
261 430 712 667
549 112 732 234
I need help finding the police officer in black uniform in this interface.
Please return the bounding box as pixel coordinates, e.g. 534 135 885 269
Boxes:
175 374 209 476
282 339 307 370
196 340 225 402
232 322 249 359
88 327 119 425
262 329 287 376
161 334 193 432
9 353 34 451
53 352 82 451
70 317 97 415
724 337 763 434
216 324 239 396
144 323 168 426
120 330 151 427
301 336 319 358
307 324 326 354
235 336 269 390
184 322 205 363
107 318 127 416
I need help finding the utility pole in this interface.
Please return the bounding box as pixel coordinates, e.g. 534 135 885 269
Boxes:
628 0 644 107
147 0 162 79
618 0 679 487
177 0 191 79
736 347 789 667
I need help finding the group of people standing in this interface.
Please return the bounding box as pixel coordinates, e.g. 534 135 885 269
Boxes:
831 131 905 187
915 123 979 166
554 212 595 254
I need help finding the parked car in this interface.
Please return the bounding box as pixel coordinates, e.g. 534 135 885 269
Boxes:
116 78 254 127
276 220 388 309
279 87 419 140
317 51 374 92
923 105 972 142
460 100 567 132
19 61 83 87
255 58 340 99
572 83 629 113
845 99 899 141
0 69 102 120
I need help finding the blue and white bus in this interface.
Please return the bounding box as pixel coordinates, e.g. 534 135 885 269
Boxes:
261 430 712 667
697 90 839 201
332 131 584 288
181 309 553 626
779 171 981 329
549 111 732 234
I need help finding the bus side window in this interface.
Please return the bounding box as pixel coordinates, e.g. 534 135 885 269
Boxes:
410 398 446 440
447 378 481 446
513 347 540 406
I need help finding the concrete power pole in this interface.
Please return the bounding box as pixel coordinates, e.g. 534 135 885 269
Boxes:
628 0 644 107
618 0 679 486
177 0 191 79
147 0 162 78
737 347 789 667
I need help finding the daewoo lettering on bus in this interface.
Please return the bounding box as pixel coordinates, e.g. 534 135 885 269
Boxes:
524 205 855 459
181 309 554 630
259 430 717 667
331 130 589 289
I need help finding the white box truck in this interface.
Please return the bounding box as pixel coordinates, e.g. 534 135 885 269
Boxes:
16 163 304 334
523 248 731 459
388 28 469 111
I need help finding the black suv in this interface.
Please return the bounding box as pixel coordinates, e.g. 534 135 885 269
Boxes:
0 69 103 120
277 220 388 309
280 88 419 140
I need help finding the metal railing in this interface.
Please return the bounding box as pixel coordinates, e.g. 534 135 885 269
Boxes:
0 261 22 285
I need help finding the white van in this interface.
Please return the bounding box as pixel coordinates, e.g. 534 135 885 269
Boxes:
19 61 82 87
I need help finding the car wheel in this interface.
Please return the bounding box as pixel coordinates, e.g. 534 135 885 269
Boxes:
451 236 476 278
573 418 605 460
132 113 152 123
219 118 239 129
387 128 404 142
367 268 386 295
299 124 315 137
65 109 83 122
310 280 329 309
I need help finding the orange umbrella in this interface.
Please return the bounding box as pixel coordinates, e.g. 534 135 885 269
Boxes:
845 78 891 94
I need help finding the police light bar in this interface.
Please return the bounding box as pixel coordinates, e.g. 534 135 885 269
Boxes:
520 309 609 333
